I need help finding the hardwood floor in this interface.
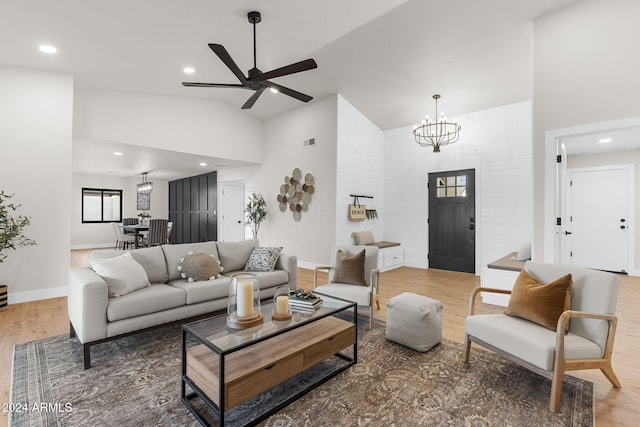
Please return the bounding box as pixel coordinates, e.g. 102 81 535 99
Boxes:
0 253 638 426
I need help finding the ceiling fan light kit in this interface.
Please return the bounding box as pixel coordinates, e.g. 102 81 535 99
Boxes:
413 94 461 152
182 11 317 109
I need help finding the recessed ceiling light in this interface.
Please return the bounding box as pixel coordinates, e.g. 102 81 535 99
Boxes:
38 45 57 54
598 138 612 144
199 162 207 166
113 152 123 156
183 67 195 74
269 87 279 94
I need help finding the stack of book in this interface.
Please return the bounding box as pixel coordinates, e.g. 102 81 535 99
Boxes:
288 293 323 313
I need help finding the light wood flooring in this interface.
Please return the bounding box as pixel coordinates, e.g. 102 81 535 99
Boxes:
0 250 638 426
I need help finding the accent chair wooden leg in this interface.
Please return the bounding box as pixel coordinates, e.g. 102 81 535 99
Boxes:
462 334 471 363
601 364 622 388
83 343 91 370
550 368 564 412
369 306 373 329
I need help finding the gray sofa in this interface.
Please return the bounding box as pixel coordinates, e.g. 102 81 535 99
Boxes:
68 239 297 368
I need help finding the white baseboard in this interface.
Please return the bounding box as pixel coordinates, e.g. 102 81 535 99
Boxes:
8 286 68 304
71 243 114 250
626 269 640 277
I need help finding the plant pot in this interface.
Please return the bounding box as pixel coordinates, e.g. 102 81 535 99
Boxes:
0 285 7 311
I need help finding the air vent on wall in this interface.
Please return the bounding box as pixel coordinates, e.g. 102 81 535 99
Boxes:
303 138 316 148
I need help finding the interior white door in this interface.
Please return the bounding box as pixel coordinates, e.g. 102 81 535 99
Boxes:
220 182 245 242
567 166 631 272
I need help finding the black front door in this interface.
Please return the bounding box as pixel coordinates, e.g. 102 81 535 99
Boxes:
428 169 475 273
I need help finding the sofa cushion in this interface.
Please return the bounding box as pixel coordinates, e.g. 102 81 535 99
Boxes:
107 284 186 321
216 239 258 272
88 247 169 284
333 249 367 286
465 314 602 371
91 252 150 297
178 252 222 282
244 246 282 272
169 277 231 305
504 269 572 331
162 241 219 281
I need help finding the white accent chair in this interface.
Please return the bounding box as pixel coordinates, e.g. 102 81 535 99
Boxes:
463 261 621 412
313 245 380 329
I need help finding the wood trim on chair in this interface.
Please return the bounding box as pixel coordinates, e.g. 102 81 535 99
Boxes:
464 286 622 413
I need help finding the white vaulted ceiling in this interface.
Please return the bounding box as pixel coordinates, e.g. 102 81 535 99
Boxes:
1 0 583 177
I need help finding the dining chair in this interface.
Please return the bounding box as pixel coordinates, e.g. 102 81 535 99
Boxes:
166 221 173 244
122 217 139 235
112 222 135 250
145 219 168 247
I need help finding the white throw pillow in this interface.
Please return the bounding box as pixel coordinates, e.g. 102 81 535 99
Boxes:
513 243 532 261
92 252 150 297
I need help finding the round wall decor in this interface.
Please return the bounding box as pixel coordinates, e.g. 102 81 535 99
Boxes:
278 168 314 222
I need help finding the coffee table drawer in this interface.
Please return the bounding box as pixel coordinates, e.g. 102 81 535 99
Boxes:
303 324 355 368
227 351 304 409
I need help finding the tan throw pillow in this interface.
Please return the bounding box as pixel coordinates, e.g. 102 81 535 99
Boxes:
333 249 367 286
351 230 375 245
177 252 222 282
504 269 572 331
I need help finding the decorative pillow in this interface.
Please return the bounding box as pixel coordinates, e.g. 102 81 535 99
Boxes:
512 243 532 261
244 247 283 272
504 269 573 331
91 252 150 297
351 230 375 246
333 249 367 286
177 252 222 282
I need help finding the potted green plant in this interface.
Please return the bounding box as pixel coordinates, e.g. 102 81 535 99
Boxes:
0 191 36 263
245 193 267 239
0 191 36 310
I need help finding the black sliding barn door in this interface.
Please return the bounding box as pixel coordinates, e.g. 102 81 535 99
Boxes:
168 172 217 243
428 169 475 273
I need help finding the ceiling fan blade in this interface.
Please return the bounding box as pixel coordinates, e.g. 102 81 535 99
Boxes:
265 82 313 103
208 43 248 85
242 87 267 109
182 82 249 88
252 58 318 82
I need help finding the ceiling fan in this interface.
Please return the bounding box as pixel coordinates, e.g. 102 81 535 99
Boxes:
182 11 318 109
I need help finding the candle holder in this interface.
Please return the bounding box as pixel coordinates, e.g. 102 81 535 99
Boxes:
271 285 292 321
227 273 263 329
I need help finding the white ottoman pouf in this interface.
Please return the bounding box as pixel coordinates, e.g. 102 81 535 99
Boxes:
386 292 442 352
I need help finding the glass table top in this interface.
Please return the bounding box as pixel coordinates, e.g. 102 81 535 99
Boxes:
183 292 355 354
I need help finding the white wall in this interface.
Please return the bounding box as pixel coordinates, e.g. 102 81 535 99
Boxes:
73 89 263 163
218 95 339 266
383 101 532 272
0 66 73 302
71 173 169 249
336 95 385 245
533 0 640 260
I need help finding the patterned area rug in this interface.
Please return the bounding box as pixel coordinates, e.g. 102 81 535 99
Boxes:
11 318 593 426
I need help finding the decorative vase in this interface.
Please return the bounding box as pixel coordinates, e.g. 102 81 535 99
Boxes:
227 273 263 329
271 285 291 321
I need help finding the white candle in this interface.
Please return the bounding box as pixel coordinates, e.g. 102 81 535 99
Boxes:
275 295 289 315
237 282 254 318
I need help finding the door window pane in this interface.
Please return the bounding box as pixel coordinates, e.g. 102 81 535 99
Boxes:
435 175 467 198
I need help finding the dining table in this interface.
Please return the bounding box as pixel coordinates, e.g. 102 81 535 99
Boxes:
123 225 149 248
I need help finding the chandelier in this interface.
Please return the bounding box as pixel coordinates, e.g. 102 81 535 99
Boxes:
137 172 153 194
413 94 461 152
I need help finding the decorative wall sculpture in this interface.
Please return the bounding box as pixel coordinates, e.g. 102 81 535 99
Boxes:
277 168 314 222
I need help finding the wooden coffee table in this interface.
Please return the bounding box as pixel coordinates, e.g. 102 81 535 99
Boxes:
181 293 357 426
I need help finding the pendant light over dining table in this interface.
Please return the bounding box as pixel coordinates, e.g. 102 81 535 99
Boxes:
137 172 153 194
413 94 461 152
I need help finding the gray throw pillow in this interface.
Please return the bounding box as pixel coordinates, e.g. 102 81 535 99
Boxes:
244 247 283 272
333 249 367 286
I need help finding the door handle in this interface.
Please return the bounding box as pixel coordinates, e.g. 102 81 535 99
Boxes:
620 225 626 230
564 231 572 235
